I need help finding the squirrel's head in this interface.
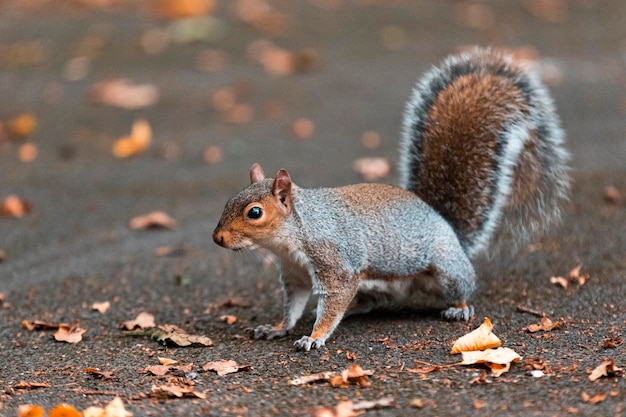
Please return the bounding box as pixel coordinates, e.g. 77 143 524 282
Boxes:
213 163 293 250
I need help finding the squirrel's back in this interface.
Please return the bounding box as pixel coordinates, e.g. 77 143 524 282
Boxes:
399 48 570 258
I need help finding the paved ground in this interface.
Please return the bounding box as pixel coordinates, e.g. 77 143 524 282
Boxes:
1 1 625 416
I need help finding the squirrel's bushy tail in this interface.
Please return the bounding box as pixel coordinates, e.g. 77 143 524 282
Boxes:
399 48 570 258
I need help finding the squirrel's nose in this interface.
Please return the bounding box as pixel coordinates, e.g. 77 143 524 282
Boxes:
213 229 227 247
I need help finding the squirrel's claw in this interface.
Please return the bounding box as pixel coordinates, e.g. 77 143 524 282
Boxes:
294 335 325 351
441 304 475 321
251 324 288 340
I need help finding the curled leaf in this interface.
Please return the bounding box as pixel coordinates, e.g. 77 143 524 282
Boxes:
122 312 156 330
129 211 177 230
460 347 522 377
202 360 251 376
589 358 625 381
450 317 502 354
524 317 564 333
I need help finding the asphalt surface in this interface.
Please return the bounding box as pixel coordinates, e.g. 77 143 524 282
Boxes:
1 1 625 416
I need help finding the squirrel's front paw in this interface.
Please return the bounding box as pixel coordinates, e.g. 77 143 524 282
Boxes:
294 335 325 351
251 324 288 340
441 303 475 321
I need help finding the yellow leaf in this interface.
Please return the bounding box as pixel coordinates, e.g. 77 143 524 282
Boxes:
450 317 502 354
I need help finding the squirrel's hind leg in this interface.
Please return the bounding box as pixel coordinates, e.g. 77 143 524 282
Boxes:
425 256 477 322
441 302 475 321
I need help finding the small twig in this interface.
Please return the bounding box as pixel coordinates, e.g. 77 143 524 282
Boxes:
517 305 546 317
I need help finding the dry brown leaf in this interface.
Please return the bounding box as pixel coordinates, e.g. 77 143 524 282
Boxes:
17 404 45 417
450 317 502 354
14 381 50 390
156 0 215 19
91 79 159 110
311 401 360 417
460 347 522 377
589 358 625 381
220 315 238 325
203 145 223 164
8 112 37 138
129 211 177 230
22 319 60 331
122 312 156 330
288 371 335 386
112 119 152 158
82 396 133 417
524 317 564 333
581 392 608 405
92 301 111 314
352 157 391 181
158 357 179 366
151 382 206 399
291 117 315 140
155 324 213 347
330 364 373 388
54 320 87 344
550 263 590 289
1 195 32 218
202 359 251 376
83 368 115 379
18 143 38 162
48 404 82 417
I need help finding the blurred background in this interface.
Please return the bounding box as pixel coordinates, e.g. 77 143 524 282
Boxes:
0 0 625 286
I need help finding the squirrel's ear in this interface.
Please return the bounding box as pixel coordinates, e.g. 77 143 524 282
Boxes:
272 169 292 212
250 163 265 184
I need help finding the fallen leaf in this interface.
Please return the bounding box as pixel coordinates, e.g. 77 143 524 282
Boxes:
291 117 315 140
141 363 193 376
352 157 391 181
311 401 360 417
460 347 522 377
152 382 206 399
54 320 87 344
83 368 115 380
92 301 111 314
524 317 564 333
18 143 38 162
203 145 223 164
91 79 159 110
450 317 502 354
158 357 179 366
202 360 251 376
288 371 335 386
22 319 60 331
112 119 152 158
156 0 215 19
48 404 81 417
581 392 608 405
155 324 213 347
589 358 625 381
1 194 32 218
220 315 238 325
82 397 133 417
8 112 37 138
129 211 177 230
122 312 156 330
14 381 51 390
351 397 394 411
17 405 45 417
330 364 373 388
550 263 590 289
602 336 624 349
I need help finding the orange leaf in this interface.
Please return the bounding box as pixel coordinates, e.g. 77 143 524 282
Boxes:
48 404 81 417
122 312 155 330
450 317 502 354
17 405 45 417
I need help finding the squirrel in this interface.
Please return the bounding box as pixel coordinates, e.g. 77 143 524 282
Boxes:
213 47 570 351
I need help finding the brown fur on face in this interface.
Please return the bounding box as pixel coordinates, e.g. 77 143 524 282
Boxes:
213 178 291 250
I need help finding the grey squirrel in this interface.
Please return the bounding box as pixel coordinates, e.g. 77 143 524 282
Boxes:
213 47 570 351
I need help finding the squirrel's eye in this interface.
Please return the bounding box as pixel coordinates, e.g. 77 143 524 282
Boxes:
246 206 263 220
